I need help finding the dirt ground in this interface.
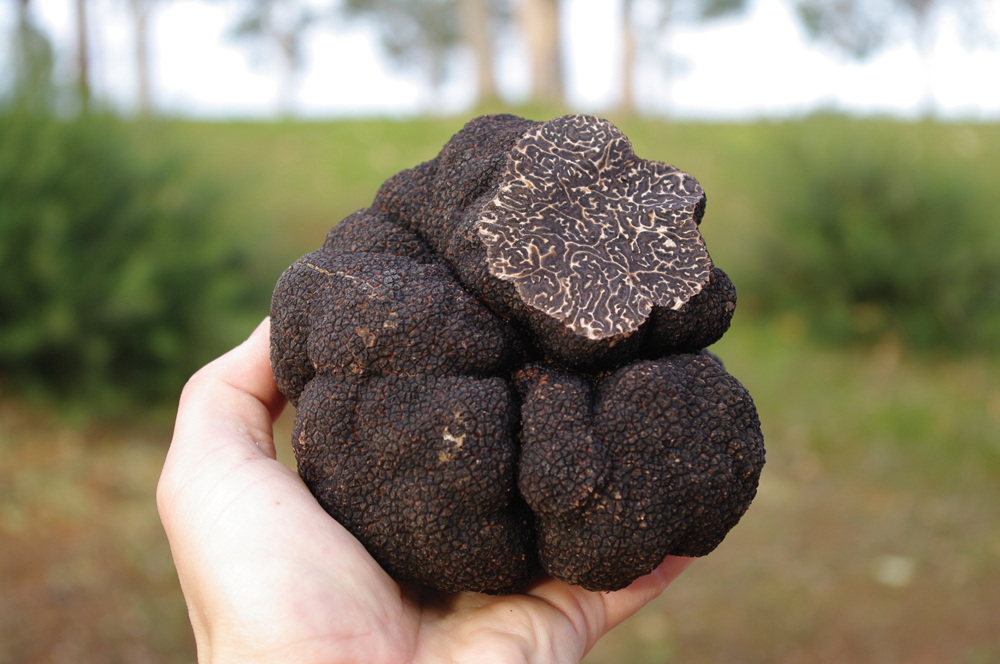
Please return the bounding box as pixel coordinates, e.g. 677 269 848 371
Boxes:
0 402 193 664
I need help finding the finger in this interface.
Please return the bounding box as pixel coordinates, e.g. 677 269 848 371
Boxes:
188 316 286 424
598 556 692 628
171 317 287 463
524 556 692 656
156 319 418 659
158 317 290 528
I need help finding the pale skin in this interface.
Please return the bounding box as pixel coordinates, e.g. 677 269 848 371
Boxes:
157 318 692 664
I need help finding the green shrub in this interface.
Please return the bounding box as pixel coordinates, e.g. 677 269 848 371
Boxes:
0 110 271 414
757 122 1000 352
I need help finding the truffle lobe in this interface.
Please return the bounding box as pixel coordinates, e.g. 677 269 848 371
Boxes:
644 266 738 356
271 248 539 594
517 353 764 591
294 373 540 594
324 207 439 265
373 113 715 368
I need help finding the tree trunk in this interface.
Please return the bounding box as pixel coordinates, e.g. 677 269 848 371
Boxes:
910 0 936 118
75 0 90 109
16 0 29 35
130 0 152 115
276 30 298 117
660 0 674 117
461 0 498 105
517 0 563 104
620 0 636 114
12 0 55 109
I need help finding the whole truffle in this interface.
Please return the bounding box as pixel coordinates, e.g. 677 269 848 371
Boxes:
270 113 765 594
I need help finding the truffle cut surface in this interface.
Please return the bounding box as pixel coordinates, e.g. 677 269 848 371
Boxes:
477 115 711 340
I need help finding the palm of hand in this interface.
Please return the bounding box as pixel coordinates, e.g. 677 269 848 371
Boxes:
158 319 689 664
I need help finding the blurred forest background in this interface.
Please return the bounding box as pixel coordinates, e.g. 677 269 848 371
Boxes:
2 0 1000 662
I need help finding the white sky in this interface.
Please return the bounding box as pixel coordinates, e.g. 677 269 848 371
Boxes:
4 0 1000 119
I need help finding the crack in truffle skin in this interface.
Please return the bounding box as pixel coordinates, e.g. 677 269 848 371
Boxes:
476 115 712 340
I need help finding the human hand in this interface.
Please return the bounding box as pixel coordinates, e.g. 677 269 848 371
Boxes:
157 318 691 664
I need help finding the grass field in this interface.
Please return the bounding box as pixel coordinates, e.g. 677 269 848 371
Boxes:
2 112 999 663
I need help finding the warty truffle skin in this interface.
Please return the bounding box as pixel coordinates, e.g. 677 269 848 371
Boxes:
516 354 762 591
270 113 765 595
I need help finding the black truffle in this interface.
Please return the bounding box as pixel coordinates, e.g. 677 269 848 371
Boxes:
270 113 765 594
